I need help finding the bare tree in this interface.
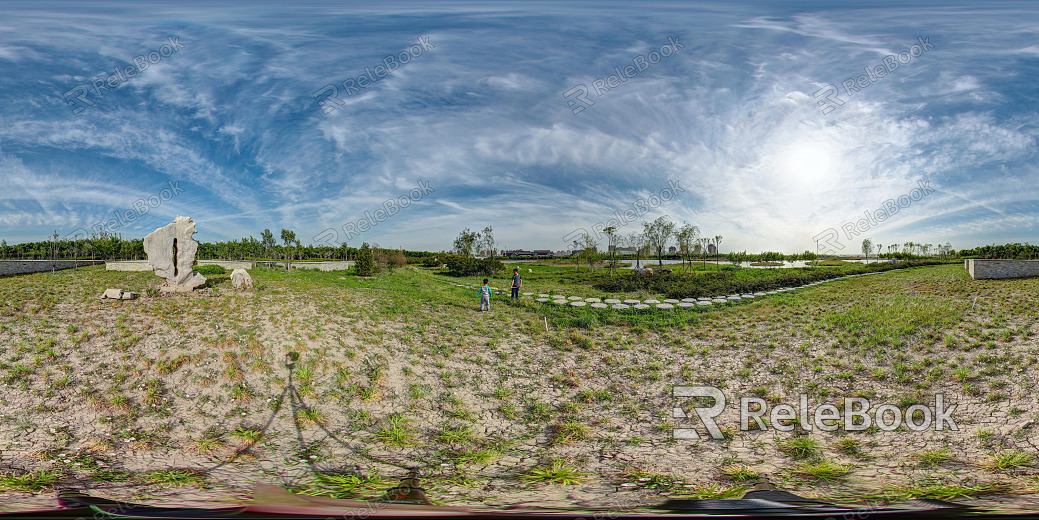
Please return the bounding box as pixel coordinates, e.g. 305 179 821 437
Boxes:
675 222 700 274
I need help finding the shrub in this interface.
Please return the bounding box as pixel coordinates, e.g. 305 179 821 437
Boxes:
355 243 378 276
194 265 226 275
443 255 504 277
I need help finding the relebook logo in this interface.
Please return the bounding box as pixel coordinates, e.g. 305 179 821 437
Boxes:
671 386 958 440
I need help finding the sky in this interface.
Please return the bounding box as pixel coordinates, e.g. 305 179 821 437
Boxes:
0 0 1036 254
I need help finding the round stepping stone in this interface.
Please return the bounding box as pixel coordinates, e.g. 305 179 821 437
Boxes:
678 302 695 309
697 297 712 301
681 298 697 303
553 299 568 305
753 292 766 296
697 301 713 306
741 294 755 299
765 291 777 295
644 299 661 304
535 298 549 302
712 298 727 304
552 295 565 299
569 301 587 307
604 298 622 304
538 294 550 298
568 296 583 301
656 303 674 310
663 299 680 304
633 304 650 310
623 299 640 304
611 304 630 310
590 303 608 309
584 297 602 303
727 296 742 301
523 292 533 296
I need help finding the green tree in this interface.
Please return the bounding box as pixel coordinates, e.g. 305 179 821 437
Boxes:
355 242 377 276
861 238 873 263
261 229 276 259
643 216 675 267
480 226 496 259
280 229 297 271
453 228 478 257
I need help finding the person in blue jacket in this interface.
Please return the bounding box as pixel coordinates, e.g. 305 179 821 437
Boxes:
479 278 492 311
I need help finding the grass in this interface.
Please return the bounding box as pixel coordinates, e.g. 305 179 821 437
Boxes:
0 470 63 492
985 450 1035 472
0 262 1037 506
778 437 821 460
521 460 587 485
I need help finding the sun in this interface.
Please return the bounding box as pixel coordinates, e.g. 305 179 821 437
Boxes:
779 140 834 186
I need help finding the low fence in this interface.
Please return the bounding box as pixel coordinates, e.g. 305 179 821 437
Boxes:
106 260 355 272
965 259 1039 280
0 260 106 277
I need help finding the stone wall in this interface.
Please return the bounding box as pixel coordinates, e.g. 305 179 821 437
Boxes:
106 261 154 272
966 259 1039 280
0 260 105 277
197 260 254 270
107 260 356 272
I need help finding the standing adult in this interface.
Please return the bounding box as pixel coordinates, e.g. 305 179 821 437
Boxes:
510 268 522 301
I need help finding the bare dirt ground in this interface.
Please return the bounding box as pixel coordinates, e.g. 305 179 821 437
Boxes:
0 264 1037 511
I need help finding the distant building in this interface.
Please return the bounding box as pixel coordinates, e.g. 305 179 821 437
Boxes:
708 244 718 254
668 246 677 254
504 249 535 258
611 246 637 254
532 250 552 257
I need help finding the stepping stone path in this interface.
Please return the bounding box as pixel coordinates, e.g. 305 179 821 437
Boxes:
447 265 899 313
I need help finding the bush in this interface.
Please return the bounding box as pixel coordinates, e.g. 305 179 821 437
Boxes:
194 265 226 275
594 260 949 299
421 256 441 267
443 255 504 277
355 243 378 276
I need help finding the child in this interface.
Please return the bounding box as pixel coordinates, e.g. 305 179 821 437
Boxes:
478 279 492 311
510 268 522 301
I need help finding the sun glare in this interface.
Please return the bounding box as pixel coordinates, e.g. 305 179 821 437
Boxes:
780 140 834 186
